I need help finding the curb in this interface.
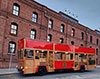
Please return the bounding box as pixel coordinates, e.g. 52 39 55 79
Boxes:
96 66 100 68
0 68 18 75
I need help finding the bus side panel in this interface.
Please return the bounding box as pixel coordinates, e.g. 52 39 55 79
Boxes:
75 47 96 54
55 44 73 52
25 40 53 50
55 61 74 70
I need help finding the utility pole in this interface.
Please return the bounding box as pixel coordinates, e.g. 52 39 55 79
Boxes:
9 52 13 69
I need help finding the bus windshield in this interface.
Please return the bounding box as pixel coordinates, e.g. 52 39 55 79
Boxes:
88 55 95 65
24 49 34 58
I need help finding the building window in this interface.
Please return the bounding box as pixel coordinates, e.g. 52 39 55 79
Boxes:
8 41 16 54
10 23 18 35
60 38 64 43
81 32 84 40
32 12 38 23
90 36 92 43
48 19 53 29
12 3 20 16
71 41 74 45
96 48 98 55
30 29 36 39
80 44 83 47
71 28 75 37
47 34 52 42
60 24 65 33
96 39 99 45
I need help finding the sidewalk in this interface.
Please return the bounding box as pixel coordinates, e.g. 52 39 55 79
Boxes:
97 65 100 68
0 68 18 75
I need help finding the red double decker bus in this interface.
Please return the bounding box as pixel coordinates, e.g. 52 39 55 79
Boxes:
17 39 96 75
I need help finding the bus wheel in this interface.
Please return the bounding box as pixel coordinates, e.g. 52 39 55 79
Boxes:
38 66 47 76
80 65 85 72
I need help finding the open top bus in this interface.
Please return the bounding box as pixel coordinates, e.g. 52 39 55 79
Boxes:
17 39 96 75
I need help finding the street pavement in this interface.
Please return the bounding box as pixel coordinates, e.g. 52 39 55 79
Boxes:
0 68 18 75
0 66 100 79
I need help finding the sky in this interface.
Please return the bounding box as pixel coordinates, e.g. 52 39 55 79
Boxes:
35 0 100 30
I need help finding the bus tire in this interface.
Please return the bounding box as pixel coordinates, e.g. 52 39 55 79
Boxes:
38 66 47 76
80 65 85 72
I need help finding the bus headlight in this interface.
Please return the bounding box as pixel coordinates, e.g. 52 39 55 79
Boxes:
95 65 96 68
23 69 24 71
16 65 18 68
25 66 28 69
21 66 23 69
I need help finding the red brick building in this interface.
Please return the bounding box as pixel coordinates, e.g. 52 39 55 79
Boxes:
0 0 100 68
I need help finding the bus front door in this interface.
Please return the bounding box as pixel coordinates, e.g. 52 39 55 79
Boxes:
74 53 79 70
24 49 34 74
48 51 54 72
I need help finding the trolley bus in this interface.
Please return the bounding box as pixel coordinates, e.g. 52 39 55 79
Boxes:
17 39 96 75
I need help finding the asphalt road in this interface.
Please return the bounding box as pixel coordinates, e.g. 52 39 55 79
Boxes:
0 67 100 79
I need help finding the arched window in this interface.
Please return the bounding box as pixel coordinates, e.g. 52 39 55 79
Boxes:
12 3 20 16
96 48 98 55
71 28 75 37
10 22 18 35
60 24 65 33
80 44 83 47
8 41 16 54
90 36 93 43
30 29 36 39
71 41 74 45
32 12 38 23
60 38 64 43
96 39 99 45
47 34 52 42
48 19 53 29
81 32 84 40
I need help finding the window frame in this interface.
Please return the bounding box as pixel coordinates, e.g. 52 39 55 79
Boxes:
47 34 52 42
32 12 38 23
60 38 64 43
8 41 16 54
48 19 53 29
96 48 98 55
10 22 18 36
71 28 75 37
60 24 65 33
30 29 36 40
90 36 93 43
12 3 20 16
24 49 34 58
81 32 84 40
71 41 74 45
96 39 99 45
88 54 95 65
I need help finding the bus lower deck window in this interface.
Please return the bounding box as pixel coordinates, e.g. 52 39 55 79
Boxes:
24 49 34 58
70 54 73 60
